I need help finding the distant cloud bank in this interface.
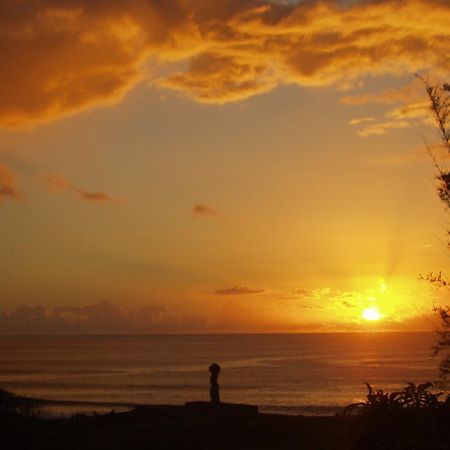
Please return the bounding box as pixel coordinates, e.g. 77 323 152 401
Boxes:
0 295 438 334
0 0 449 128
0 302 206 335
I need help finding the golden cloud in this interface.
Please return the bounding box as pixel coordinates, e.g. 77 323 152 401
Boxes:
0 0 192 128
385 101 430 121
350 117 375 125
1 0 449 128
340 80 424 106
345 79 434 137
357 120 411 137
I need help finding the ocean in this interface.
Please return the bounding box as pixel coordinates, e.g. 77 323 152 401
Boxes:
0 332 440 415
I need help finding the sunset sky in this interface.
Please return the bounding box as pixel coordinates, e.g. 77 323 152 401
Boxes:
0 0 449 334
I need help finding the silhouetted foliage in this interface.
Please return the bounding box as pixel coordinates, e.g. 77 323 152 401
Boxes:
0 388 38 417
433 306 450 382
345 383 450 450
419 77 450 212
419 271 449 288
419 76 450 385
344 382 448 415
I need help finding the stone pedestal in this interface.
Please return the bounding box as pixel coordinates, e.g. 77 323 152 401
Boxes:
184 401 258 416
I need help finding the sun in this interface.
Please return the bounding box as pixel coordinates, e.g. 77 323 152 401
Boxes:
362 307 381 321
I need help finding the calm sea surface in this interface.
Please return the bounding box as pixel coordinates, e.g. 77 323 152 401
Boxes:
0 332 440 415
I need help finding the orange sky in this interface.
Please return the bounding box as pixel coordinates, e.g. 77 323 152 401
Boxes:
0 0 449 334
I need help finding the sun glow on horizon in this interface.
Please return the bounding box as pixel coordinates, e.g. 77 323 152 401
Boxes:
362 307 382 321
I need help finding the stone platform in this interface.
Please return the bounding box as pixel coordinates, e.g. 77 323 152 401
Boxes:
184 401 258 416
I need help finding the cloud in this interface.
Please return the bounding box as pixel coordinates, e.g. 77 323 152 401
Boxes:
292 287 314 297
385 101 430 121
0 0 192 128
0 301 207 334
276 287 317 300
0 163 21 201
367 144 449 166
159 52 278 104
340 80 424 106
73 187 113 203
1 0 449 128
350 117 375 125
343 78 436 136
191 203 218 218
357 120 411 137
213 285 265 295
41 173 116 204
342 300 357 308
42 174 71 192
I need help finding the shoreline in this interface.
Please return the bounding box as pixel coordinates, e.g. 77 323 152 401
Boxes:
31 397 345 418
3 393 449 449
28 396 346 418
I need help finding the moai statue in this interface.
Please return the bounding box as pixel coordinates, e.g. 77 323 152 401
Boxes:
209 363 221 404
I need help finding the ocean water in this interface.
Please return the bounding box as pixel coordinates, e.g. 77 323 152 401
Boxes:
0 332 440 415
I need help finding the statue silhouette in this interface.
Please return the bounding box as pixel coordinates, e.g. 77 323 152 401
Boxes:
209 363 221 404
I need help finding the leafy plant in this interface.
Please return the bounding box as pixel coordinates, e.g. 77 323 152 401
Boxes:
346 383 450 450
433 306 450 383
344 382 447 416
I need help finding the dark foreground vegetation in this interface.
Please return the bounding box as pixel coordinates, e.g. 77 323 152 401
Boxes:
1 386 449 450
346 383 450 450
